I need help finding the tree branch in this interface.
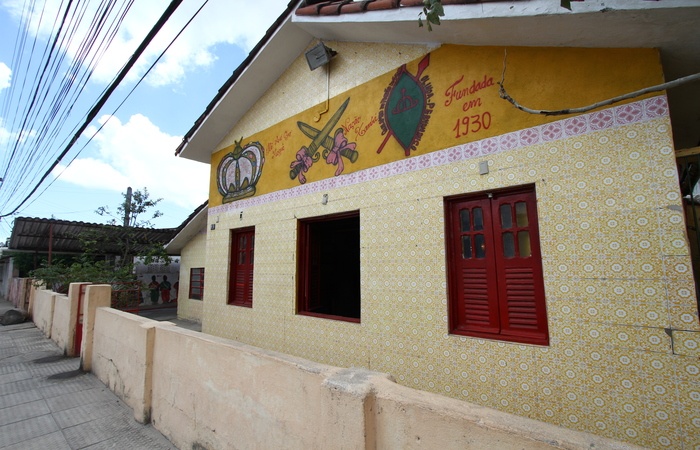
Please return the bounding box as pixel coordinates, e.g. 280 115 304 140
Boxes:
497 49 700 116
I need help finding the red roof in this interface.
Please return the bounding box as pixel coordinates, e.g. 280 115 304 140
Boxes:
296 0 500 16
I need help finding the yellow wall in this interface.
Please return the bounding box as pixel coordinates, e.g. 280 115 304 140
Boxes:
176 228 207 322
200 43 700 450
210 45 662 207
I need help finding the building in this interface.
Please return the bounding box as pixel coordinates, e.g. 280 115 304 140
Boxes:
174 1 700 448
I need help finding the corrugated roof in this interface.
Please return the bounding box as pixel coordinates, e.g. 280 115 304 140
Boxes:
8 217 177 255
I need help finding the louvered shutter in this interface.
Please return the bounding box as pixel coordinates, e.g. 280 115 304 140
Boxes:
491 190 548 344
446 186 548 345
229 228 254 306
448 197 500 334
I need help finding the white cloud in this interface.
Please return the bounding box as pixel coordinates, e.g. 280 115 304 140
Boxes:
0 62 10 92
2 0 290 87
0 117 34 148
53 113 209 208
0 119 10 147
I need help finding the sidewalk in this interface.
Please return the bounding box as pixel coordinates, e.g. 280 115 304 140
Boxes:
0 300 177 449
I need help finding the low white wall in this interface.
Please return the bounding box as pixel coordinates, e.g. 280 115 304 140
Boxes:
34 285 645 449
92 307 155 423
32 289 55 337
80 302 642 450
8 277 31 310
50 293 73 355
370 376 636 450
150 325 364 450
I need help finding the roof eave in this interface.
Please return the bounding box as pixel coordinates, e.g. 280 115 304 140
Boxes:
165 204 209 255
176 0 700 160
176 4 313 163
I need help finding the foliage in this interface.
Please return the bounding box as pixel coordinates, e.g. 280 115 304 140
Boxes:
87 187 170 268
5 251 78 277
419 0 578 31
418 0 444 31
96 187 163 228
30 257 135 294
29 187 170 294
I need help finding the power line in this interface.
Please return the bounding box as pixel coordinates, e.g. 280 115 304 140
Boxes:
26 0 211 213
0 0 131 209
0 0 184 218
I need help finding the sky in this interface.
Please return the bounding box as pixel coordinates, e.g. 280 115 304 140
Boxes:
0 0 290 243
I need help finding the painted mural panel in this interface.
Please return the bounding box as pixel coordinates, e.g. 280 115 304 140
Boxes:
210 45 662 207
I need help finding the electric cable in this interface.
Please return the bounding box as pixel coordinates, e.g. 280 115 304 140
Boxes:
24 0 211 213
0 0 130 207
0 0 184 218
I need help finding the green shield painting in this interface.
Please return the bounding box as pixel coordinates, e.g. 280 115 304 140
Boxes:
378 54 434 156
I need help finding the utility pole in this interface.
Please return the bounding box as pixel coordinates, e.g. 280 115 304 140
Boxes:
124 186 132 227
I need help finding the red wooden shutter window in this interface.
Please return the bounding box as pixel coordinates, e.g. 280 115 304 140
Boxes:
229 228 254 307
446 186 548 345
189 268 204 300
450 198 500 335
491 190 548 344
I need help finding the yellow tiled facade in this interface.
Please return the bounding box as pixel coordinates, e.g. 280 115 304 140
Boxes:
176 228 206 322
197 43 700 449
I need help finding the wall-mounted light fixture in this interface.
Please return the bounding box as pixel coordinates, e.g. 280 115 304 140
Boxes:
305 42 337 71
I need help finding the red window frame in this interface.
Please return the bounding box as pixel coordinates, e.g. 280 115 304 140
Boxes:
228 227 254 307
444 185 549 345
297 211 361 323
189 267 204 300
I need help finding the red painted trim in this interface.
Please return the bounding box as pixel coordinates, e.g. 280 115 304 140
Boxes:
296 210 361 322
189 267 204 300
228 227 255 307
444 184 549 346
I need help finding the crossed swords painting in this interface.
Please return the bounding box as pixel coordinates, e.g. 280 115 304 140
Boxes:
217 54 433 202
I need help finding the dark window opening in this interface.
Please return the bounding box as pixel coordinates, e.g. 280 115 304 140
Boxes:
297 212 360 322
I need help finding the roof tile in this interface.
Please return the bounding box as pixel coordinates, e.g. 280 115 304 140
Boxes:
296 0 505 16
297 0 399 16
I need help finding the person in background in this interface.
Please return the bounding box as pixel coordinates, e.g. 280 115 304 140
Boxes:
148 275 160 305
160 275 172 303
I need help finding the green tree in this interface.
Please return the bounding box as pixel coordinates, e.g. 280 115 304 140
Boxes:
87 187 170 268
96 187 163 228
30 187 170 293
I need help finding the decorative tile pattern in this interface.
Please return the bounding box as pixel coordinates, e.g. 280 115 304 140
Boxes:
176 228 206 322
200 94 700 450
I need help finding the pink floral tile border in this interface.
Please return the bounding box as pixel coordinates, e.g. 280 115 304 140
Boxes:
211 95 668 216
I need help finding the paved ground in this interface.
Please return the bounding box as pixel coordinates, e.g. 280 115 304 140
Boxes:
0 299 179 449
138 306 201 332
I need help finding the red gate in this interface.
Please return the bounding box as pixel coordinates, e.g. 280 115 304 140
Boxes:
111 281 142 313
